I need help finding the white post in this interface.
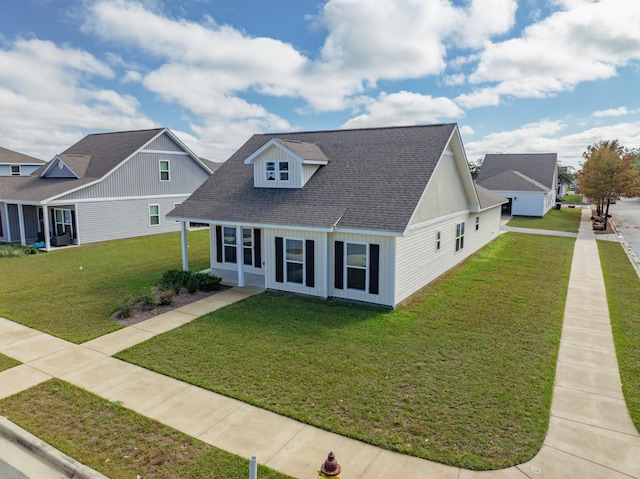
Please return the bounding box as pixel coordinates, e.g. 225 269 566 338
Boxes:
181 221 189 271
209 225 216 269
249 456 257 479
17 204 26 246
236 225 245 287
42 205 51 250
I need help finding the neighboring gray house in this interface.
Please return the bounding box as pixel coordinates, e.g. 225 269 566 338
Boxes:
0 147 45 177
169 124 506 308
0 128 217 249
476 153 558 217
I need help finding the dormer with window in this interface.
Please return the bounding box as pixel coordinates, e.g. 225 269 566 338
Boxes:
244 138 329 188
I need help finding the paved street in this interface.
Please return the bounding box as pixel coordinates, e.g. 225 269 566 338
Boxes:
608 197 640 260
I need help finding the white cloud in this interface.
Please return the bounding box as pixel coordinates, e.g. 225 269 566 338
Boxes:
0 37 156 159
341 91 464 129
592 107 631 118
465 0 640 104
444 73 466 86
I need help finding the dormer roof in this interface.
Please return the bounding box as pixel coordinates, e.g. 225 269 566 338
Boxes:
244 138 329 166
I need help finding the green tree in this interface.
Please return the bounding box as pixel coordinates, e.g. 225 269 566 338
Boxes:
468 158 482 180
578 140 640 227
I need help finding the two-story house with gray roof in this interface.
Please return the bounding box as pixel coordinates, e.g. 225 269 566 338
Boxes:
169 123 506 308
0 128 217 249
476 153 558 217
0 147 45 177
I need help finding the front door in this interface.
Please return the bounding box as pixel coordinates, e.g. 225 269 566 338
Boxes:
501 198 513 215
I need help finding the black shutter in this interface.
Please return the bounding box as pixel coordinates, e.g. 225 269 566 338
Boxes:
215 226 223 263
369 244 380 295
254 229 261 268
305 240 315 287
275 237 284 283
334 241 344 289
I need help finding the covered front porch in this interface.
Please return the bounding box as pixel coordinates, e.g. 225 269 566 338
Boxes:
202 267 265 289
1 202 76 250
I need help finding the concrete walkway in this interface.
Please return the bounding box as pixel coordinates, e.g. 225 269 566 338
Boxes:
1 209 640 478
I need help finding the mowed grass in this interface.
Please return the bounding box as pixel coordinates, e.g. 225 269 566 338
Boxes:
0 379 293 479
0 352 19 372
598 241 640 432
507 207 582 233
0 229 211 343
561 193 583 204
117 233 574 470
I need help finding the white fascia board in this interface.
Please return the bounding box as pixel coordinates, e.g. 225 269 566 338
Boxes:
166 217 334 233
405 209 471 233
50 193 188 204
243 139 301 165
330 227 402 237
40 156 79 179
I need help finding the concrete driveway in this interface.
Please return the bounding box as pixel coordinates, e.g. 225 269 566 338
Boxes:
608 197 640 259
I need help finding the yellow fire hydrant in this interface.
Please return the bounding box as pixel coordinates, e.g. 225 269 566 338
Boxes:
318 452 342 479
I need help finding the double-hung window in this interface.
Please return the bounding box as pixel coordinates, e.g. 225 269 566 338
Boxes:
223 227 237 263
455 222 465 251
265 161 290 182
149 205 160 226
285 238 304 283
436 230 441 251
346 243 367 291
243 228 253 266
54 209 73 236
10 165 20 176
159 160 170 181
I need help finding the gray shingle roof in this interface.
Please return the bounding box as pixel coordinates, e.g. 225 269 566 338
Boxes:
0 146 45 165
273 139 329 163
476 153 557 191
475 184 508 209
478 170 550 192
1 129 165 202
170 124 459 234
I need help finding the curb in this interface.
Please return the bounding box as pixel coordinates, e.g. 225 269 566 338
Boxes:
0 416 109 479
609 218 640 278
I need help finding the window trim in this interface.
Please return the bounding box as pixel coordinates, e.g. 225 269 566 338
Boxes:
10 165 20 176
475 216 480 231
223 226 237 264
265 160 290 183
285 237 304 284
345 242 368 292
455 222 465 252
149 204 160 226
54 208 73 236
242 228 253 266
436 230 441 251
173 202 181 223
159 160 170 182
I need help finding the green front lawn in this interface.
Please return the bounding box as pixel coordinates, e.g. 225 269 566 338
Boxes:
507 207 582 233
0 379 292 479
598 241 640 432
0 230 211 343
117 233 574 470
0 353 20 372
561 193 583 204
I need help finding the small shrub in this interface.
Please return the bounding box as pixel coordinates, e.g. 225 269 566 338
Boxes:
193 272 222 292
157 289 174 306
185 275 199 294
158 269 191 294
139 289 157 311
0 244 38 258
117 295 137 318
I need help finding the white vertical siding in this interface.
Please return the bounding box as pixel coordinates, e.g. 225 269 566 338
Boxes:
494 190 546 216
330 232 396 307
252 146 303 189
263 227 327 296
144 133 184 152
395 207 501 305
75 197 188 244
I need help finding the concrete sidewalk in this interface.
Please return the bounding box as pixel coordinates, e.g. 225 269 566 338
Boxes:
1 209 639 478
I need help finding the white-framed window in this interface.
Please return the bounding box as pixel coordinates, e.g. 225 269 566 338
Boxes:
54 208 73 236
455 222 465 252
159 160 170 181
223 227 237 263
475 216 480 231
265 161 290 182
173 202 181 223
149 205 160 226
243 228 253 266
285 238 304 284
436 230 441 251
10 165 20 176
346 242 367 291
278 161 289 181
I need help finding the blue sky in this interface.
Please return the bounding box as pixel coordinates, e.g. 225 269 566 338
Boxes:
1 0 639 169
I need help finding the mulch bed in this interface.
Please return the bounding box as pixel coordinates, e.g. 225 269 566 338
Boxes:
591 209 616 235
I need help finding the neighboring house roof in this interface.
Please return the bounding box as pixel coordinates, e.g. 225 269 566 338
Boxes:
170 123 476 235
0 128 209 203
476 153 557 192
199 158 223 173
478 170 550 192
475 184 509 209
0 146 45 165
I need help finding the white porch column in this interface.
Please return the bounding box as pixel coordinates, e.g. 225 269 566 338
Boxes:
209 225 216 269
17 204 26 246
180 221 189 271
42 205 51 250
236 225 245 287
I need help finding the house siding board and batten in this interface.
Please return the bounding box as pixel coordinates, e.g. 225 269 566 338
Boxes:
172 123 505 308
